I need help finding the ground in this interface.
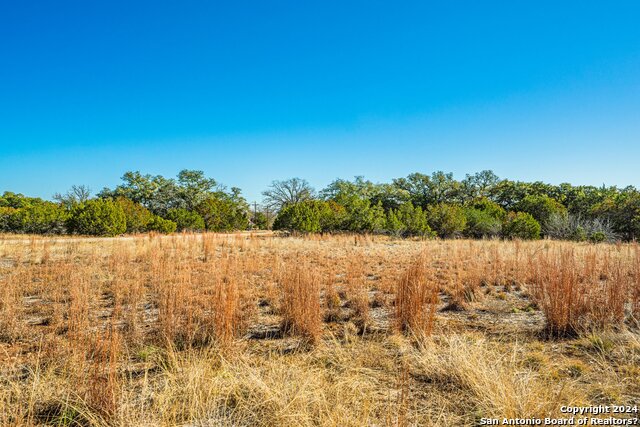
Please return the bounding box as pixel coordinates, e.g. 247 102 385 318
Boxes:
0 233 638 426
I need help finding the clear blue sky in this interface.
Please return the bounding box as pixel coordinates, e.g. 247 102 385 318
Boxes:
1 1 639 203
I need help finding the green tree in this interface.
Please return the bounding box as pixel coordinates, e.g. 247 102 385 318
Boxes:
321 177 410 211
251 211 269 230
514 194 567 230
12 202 69 234
463 208 502 238
393 171 462 208
384 208 404 236
176 170 218 211
197 196 249 232
460 170 500 201
469 197 507 221
502 212 541 240
166 208 205 231
115 197 154 233
272 200 346 233
592 190 640 240
68 199 127 236
427 203 467 238
0 207 17 232
147 216 177 234
342 197 386 232
273 200 323 232
396 203 434 237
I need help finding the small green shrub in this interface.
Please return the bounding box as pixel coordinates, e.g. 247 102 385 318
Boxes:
116 197 154 233
251 211 270 230
273 201 323 232
11 202 69 234
427 203 467 238
147 216 177 234
384 208 404 236
396 202 434 237
502 212 541 240
515 194 567 229
68 199 127 236
0 207 18 232
197 197 250 232
166 208 205 231
272 200 347 233
588 231 606 243
470 197 507 221
464 208 502 238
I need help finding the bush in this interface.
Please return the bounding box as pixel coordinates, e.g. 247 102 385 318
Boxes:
464 208 502 238
427 203 467 238
502 212 541 240
166 208 205 231
116 197 154 233
0 207 17 232
515 195 566 230
395 203 434 237
147 216 177 234
272 200 347 233
470 197 507 221
273 201 323 233
337 196 385 233
68 199 127 236
384 208 404 236
320 201 347 232
197 197 250 232
251 211 270 230
11 202 68 234
544 213 617 242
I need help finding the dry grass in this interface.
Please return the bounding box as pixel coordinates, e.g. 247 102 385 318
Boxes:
0 234 639 426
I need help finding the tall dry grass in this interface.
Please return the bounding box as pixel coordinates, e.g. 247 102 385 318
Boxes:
529 245 634 336
395 251 438 336
279 262 321 343
1 234 639 425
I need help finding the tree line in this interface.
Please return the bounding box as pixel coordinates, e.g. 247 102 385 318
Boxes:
1 169 639 241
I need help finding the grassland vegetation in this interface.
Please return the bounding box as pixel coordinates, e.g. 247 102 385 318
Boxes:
0 234 638 425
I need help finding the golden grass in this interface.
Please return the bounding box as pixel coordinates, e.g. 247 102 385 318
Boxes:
0 234 638 426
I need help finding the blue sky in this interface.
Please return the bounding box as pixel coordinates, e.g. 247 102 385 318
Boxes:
1 1 639 202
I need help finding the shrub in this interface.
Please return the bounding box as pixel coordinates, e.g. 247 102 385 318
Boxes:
68 199 127 236
470 197 507 221
427 203 467 238
343 199 385 233
116 197 154 233
197 197 250 232
591 193 640 241
166 208 205 231
396 203 434 237
251 211 270 230
11 202 69 234
273 200 323 233
502 212 541 240
384 208 404 236
464 208 502 238
319 201 347 231
0 207 18 232
147 216 177 234
544 213 617 243
515 195 567 230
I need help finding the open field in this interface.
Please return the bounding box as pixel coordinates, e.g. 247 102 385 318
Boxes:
1 233 639 426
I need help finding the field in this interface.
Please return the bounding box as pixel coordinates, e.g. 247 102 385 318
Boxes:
1 233 639 426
